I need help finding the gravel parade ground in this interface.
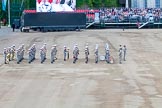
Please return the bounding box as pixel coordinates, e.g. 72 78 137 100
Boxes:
0 27 162 108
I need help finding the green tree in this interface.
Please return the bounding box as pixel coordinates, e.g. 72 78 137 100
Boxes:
29 0 36 9
86 0 93 8
92 0 102 8
0 0 7 21
103 0 118 7
76 0 84 8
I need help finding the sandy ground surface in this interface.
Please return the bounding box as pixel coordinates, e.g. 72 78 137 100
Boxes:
0 26 13 37
0 28 162 108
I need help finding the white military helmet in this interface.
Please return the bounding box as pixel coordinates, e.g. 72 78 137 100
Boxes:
18 46 21 49
95 44 98 49
75 44 78 48
42 45 46 48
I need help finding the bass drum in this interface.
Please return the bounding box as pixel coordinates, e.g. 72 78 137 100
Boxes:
99 55 105 61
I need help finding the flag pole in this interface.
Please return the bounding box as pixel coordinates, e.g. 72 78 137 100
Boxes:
8 0 11 27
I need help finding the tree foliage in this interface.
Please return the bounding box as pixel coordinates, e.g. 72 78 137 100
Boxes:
103 0 118 7
76 0 118 9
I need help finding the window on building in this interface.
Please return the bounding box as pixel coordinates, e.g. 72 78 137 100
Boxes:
144 0 147 8
155 0 160 8
133 0 137 8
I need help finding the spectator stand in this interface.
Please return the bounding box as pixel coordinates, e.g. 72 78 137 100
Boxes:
22 8 162 29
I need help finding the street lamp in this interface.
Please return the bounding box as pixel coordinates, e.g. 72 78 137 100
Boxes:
8 0 11 27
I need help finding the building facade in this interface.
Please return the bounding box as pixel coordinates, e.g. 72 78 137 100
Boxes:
119 0 162 8
131 0 162 8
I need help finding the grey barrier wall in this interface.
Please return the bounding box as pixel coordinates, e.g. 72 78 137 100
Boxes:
22 12 86 28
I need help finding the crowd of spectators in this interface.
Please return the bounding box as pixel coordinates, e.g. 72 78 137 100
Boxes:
85 7 162 23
